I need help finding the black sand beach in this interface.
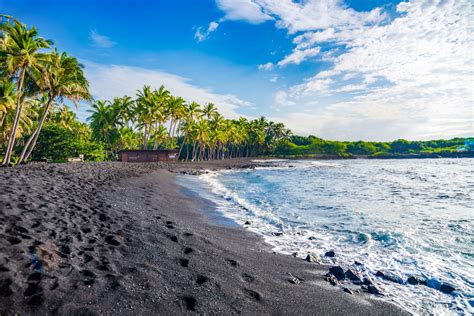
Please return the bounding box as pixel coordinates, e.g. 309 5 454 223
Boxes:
0 161 408 315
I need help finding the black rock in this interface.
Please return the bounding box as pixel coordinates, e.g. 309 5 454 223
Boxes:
363 277 374 286
289 276 301 284
329 266 345 281
376 270 404 284
343 287 354 295
325 275 339 286
244 221 252 225
367 285 384 296
305 254 320 263
345 269 362 284
325 250 336 257
407 275 427 286
440 283 456 294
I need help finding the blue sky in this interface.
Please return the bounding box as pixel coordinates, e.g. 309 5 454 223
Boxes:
2 0 472 141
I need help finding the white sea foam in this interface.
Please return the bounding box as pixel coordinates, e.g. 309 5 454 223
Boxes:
251 159 289 163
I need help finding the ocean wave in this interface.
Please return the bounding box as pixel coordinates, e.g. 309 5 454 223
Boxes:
180 159 474 315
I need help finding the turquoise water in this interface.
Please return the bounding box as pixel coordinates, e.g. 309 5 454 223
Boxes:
179 159 474 314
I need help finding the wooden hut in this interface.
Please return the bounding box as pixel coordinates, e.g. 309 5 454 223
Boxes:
118 150 179 162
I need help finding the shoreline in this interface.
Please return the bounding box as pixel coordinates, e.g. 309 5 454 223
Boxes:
262 152 474 160
0 161 407 314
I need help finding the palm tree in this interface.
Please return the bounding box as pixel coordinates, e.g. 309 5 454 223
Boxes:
0 79 16 129
117 126 139 150
178 101 201 160
114 96 135 128
135 85 155 149
54 104 77 130
193 119 209 161
167 96 185 146
1 95 38 148
210 112 225 159
0 16 52 165
151 125 169 149
151 85 170 149
18 51 90 163
88 100 114 158
202 102 216 120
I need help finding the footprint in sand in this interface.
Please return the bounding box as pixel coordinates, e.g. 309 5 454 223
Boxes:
243 288 262 301
104 235 120 246
196 275 208 285
81 269 96 285
242 273 255 283
24 279 43 306
181 296 197 311
0 278 13 297
179 258 189 267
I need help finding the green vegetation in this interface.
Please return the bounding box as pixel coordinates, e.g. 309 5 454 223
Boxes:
273 136 473 158
0 15 91 165
1 16 472 164
87 87 292 161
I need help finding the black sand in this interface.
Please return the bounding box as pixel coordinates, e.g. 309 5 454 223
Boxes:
0 161 408 315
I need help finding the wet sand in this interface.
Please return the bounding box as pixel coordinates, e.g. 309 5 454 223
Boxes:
0 161 408 315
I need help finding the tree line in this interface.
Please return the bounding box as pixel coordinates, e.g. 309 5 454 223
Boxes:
87 87 292 161
275 135 473 158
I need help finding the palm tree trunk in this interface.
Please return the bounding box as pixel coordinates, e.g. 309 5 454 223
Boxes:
192 142 198 161
2 67 26 166
178 134 187 160
173 121 180 140
171 121 180 148
143 123 148 149
19 94 54 164
0 115 5 130
153 121 159 150
167 118 174 147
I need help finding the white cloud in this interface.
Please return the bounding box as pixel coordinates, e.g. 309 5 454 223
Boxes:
199 0 473 140
214 0 384 31
80 61 251 120
213 0 387 67
216 0 273 24
194 21 220 42
277 47 321 67
274 90 295 108
90 30 116 48
334 84 368 93
261 0 474 140
254 0 386 33
208 21 219 32
289 77 333 96
342 73 357 81
258 62 274 71
269 75 278 82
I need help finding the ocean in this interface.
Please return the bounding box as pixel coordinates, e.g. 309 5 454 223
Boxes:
178 158 473 315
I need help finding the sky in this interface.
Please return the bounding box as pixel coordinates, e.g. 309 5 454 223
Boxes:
1 0 473 141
